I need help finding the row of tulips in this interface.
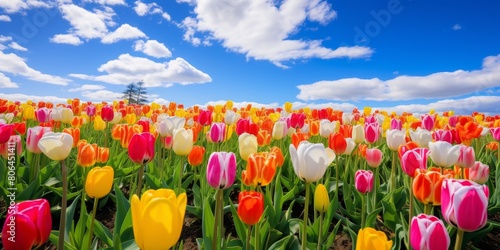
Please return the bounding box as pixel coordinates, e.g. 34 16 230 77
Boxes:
0 98 499 250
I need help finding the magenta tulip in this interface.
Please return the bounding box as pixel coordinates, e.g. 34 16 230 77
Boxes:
85 104 96 117
0 123 14 144
198 109 213 126
290 113 305 129
401 148 429 178
364 123 380 144
2 199 52 250
35 107 50 123
236 118 251 136
128 132 155 164
390 118 402 130
209 122 226 143
421 114 435 131
410 213 450 250
432 130 452 144
355 170 374 194
491 127 500 141
206 152 236 189
441 179 489 232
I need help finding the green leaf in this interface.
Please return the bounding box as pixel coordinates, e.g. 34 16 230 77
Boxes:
49 231 78 250
365 207 383 229
268 234 292 250
88 214 114 247
113 184 130 237
66 194 81 247
381 200 397 232
228 200 247 242
202 196 214 250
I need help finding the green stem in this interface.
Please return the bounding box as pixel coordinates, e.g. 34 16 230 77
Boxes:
246 224 252 250
58 160 68 250
255 219 260 250
317 212 324 250
424 204 433 215
335 157 340 198
177 157 184 195
454 229 464 250
390 150 397 195
372 167 379 211
361 194 366 228
408 177 414 242
87 197 99 250
302 182 310 250
136 164 145 197
213 189 224 250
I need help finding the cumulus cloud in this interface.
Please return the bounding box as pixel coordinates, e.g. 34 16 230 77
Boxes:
0 0 50 13
68 84 106 92
81 89 124 101
0 51 71 85
101 24 146 44
0 72 19 88
50 34 83 45
297 54 500 101
180 0 372 67
134 40 172 58
84 0 126 5
0 93 68 104
0 15 11 22
69 54 211 87
134 0 170 20
59 4 110 39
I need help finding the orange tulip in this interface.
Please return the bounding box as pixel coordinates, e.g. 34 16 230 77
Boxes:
270 146 284 168
486 142 498 153
328 132 347 155
188 145 205 167
338 124 352 138
257 130 271 146
77 140 97 167
237 191 264 225
308 119 320 136
242 152 277 187
291 131 308 149
97 147 110 163
456 117 482 145
413 169 452 206
62 127 80 148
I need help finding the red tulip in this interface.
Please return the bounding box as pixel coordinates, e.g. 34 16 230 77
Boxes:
0 123 14 144
101 105 114 122
290 113 305 129
198 109 212 126
2 199 52 250
188 145 205 167
128 132 155 165
237 191 264 225
328 132 347 155
410 214 450 250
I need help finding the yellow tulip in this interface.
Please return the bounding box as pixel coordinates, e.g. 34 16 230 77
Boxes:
225 100 233 110
284 102 292 113
356 227 393 250
132 189 187 250
314 184 329 213
23 105 35 120
93 115 106 131
85 166 114 199
363 106 372 116
125 113 136 125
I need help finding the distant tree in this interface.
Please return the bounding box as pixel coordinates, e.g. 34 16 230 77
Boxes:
135 81 148 105
122 83 136 104
122 81 148 104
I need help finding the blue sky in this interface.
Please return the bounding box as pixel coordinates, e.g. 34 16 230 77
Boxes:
1 0 500 115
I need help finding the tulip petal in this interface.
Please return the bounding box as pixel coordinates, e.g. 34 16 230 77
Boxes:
2 213 37 250
131 195 144 250
142 198 182 250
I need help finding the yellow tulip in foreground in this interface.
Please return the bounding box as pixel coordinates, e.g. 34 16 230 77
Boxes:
85 166 114 199
132 189 187 250
356 227 393 250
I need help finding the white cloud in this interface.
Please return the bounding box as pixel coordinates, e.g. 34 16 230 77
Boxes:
181 0 372 67
200 100 280 109
101 24 146 44
0 51 71 85
50 34 83 45
59 4 110 39
134 40 172 58
8 42 28 51
0 72 19 88
0 93 68 104
68 84 106 92
0 15 11 22
69 54 211 87
297 54 500 101
134 0 170 20
81 89 123 101
452 24 462 30
0 0 50 13
84 0 126 5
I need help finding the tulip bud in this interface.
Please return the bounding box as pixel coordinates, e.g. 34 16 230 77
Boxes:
328 132 347 155
38 132 74 161
172 128 193 156
2 199 52 250
85 166 114 199
128 132 155 165
238 133 258 161
386 129 406 151
469 161 489 184
366 148 383 168
352 124 364 144
206 152 236 189
188 145 205 167
401 148 429 178
410 214 450 250
290 142 335 183
412 169 451 206
314 184 329 213
456 145 475 169
237 191 264 225
428 141 460 168
355 170 374 194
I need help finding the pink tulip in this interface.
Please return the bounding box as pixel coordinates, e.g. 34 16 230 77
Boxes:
364 123 380 144
163 135 173 149
421 114 435 131
491 127 500 141
209 122 226 143
2 199 52 250
390 118 402 130
35 107 51 123
364 115 376 125
355 170 374 194
410 213 450 250
85 105 96 117
448 116 459 127
401 148 429 178
26 126 52 153
206 152 236 189
0 124 14 144
432 130 452 144
128 132 155 165
366 148 383 168
0 135 22 159
469 161 489 184
456 145 475 169
198 109 213 126
441 179 489 232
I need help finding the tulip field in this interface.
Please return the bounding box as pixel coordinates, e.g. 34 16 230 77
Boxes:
1 98 500 250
